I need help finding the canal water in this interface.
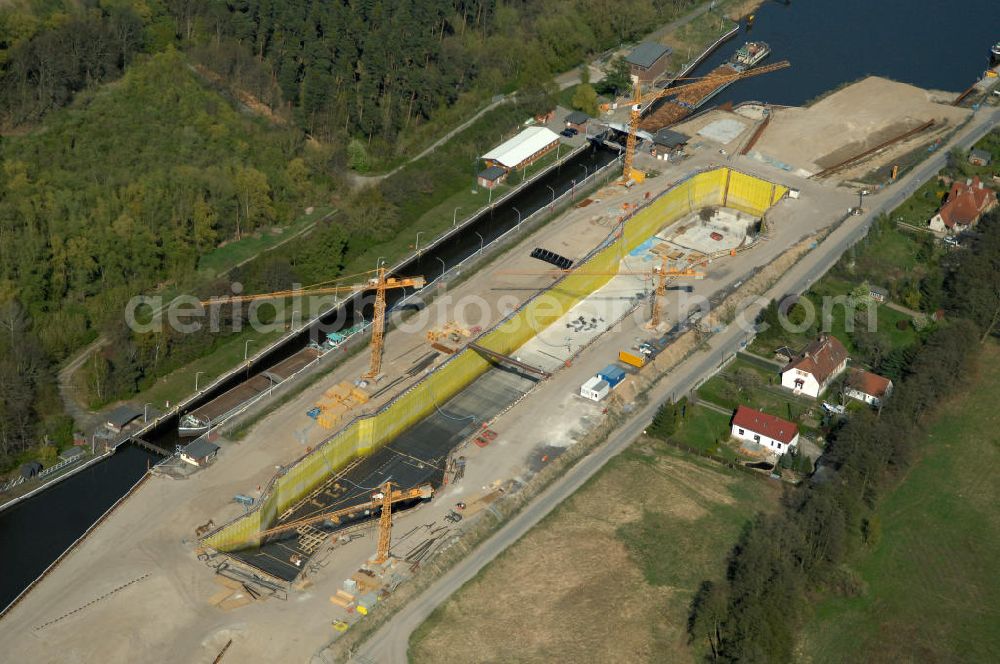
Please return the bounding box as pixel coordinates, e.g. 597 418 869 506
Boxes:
0 143 618 611
0 445 161 610
3 0 998 612
700 0 1000 108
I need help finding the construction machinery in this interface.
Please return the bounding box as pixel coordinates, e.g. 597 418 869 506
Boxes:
220 482 434 559
201 267 425 380
620 60 790 183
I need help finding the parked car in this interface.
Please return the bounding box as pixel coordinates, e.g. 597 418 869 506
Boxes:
559 129 574 138
566 127 579 136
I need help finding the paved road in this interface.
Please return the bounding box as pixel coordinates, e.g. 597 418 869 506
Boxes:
350 106 999 663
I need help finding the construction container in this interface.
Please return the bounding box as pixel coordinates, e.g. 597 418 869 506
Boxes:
618 350 646 369
580 376 610 401
598 364 627 388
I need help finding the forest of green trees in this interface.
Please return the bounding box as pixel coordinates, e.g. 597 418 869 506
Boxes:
684 210 1000 661
0 0 704 466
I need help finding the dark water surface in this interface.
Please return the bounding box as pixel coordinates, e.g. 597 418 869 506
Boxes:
701 0 999 107
3 0 998 611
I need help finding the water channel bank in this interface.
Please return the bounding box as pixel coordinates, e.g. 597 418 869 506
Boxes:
0 141 619 611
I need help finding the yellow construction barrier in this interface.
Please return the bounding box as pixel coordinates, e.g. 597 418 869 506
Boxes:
204 167 787 552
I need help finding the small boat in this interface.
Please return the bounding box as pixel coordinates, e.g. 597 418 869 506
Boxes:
991 41 1000 58
729 41 771 72
178 413 211 437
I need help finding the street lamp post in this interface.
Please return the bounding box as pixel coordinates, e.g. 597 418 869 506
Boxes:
195 371 205 392
580 164 588 181
436 256 446 280
513 206 522 230
244 339 255 363
475 231 484 256
453 207 462 228
546 184 556 208
415 231 424 254
143 402 151 423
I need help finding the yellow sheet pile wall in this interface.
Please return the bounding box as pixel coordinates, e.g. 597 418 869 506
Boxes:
203 167 784 552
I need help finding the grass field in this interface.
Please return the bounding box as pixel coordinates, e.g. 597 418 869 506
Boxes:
696 358 813 424
673 404 736 458
128 326 285 411
664 6 741 74
799 343 1000 663
890 176 949 229
750 295 922 360
409 440 779 663
195 206 332 278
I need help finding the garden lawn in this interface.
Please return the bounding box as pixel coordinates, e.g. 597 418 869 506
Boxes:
801 343 1000 662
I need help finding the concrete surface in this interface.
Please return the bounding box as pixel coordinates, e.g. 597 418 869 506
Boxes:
3 81 992 663
751 76 971 177
349 104 1000 664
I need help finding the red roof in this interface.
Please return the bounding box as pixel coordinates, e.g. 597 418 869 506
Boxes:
937 177 997 229
783 334 848 386
732 405 798 444
846 368 892 398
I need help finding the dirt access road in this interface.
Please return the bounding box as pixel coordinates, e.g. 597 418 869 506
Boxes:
349 105 1000 664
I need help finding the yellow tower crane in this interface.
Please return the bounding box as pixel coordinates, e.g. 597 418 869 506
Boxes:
200 268 425 380
372 481 394 565
499 259 705 328
217 482 434 553
620 60 790 183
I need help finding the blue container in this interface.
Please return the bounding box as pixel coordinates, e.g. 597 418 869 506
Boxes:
598 364 627 388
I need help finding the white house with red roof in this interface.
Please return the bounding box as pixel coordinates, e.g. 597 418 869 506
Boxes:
731 405 799 454
781 334 848 398
844 368 893 408
928 177 997 234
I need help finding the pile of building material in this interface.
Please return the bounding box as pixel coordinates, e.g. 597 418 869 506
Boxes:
207 576 264 611
313 382 370 429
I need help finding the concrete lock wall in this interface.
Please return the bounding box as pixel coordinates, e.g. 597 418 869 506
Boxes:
203 167 784 552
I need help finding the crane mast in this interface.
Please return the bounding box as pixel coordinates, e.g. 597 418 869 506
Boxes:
364 267 389 381
621 60 790 182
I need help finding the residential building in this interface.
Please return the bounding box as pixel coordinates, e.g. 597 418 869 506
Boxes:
477 165 507 190
844 368 893 408
781 334 848 398
625 42 672 84
650 128 688 160
731 405 799 454
105 404 142 433
482 127 560 171
59 446 86 462
564 111 590 133
968 148 992 166
181 439 220 467
928 176 998 234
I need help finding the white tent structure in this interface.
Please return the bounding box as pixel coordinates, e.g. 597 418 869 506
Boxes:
482 127 560 170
